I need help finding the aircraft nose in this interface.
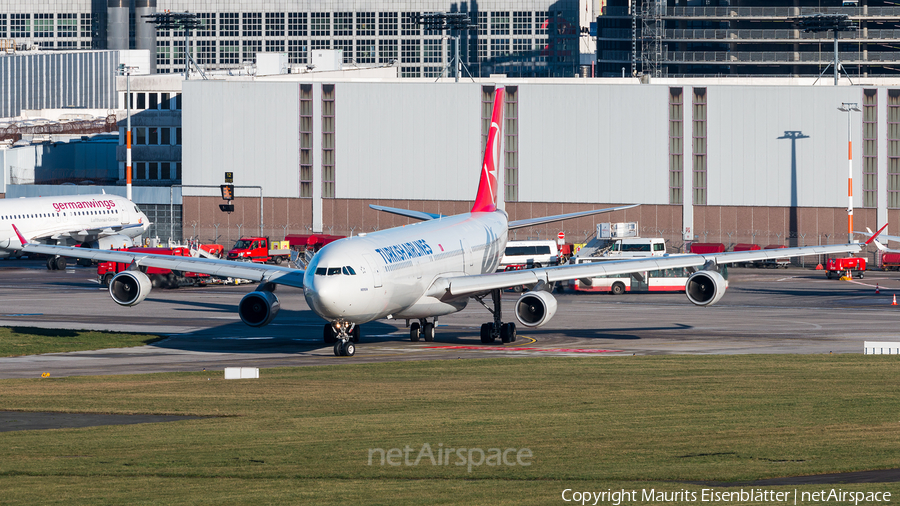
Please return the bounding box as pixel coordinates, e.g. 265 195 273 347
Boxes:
305 279 345 318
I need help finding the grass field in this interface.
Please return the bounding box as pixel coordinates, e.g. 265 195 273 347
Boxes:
0 326 163 357
0 355 898 505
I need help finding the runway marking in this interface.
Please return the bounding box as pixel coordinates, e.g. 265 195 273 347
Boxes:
423 346 622 353
3 313 44 317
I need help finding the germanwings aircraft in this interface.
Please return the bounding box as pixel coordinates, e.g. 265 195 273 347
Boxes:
0 192 149 269
6 88 876 357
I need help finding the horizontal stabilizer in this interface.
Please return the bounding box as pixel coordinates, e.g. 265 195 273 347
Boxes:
509 204 639 230
369 204 444 221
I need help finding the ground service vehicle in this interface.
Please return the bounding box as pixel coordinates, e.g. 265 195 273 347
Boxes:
825 257 866 279
499 240 559 268
98 247 209 288
755 245 790 268
570 256 695 294
227 237 290 264
881 252 900 270
730 243 760 267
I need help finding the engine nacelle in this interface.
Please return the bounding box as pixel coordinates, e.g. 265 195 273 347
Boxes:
108 270 152 306
685 270 728 306
514 290 559 328
239 290 281 327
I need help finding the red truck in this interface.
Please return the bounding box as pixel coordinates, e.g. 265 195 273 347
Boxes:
825 257 867 279
882 252 900 271
98 247 210 288
226 237 291 264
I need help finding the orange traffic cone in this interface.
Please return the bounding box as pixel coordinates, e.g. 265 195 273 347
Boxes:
893 294 897 306
876 284 881 294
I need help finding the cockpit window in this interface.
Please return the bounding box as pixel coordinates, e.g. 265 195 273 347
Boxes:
315 268 327 275
327 267 341 275
342 266 356 275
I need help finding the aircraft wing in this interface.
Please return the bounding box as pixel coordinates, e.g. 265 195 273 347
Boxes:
9 241 305 289
508 204 639 230
434 242 862 297
369 205 444 221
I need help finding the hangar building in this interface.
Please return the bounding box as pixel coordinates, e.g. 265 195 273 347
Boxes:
181 77 900 251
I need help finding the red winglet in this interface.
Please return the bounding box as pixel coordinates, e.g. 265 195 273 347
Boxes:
865 223 889 245
11 224 28 247
471 86 505 213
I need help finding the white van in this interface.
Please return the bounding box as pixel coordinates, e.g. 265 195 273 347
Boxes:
499 240 559 268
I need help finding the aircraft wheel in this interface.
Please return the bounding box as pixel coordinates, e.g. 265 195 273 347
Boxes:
423 322 435 342
54 256 67 270
410 322 420 342
480 323 492 344
333 341 343 356
324 324 337 344
344 341 356 356
46 257 56 270
351 325 360 343
506 322 517 342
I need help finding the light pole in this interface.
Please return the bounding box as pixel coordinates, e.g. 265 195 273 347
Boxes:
117 64 137 201
838 102 861 243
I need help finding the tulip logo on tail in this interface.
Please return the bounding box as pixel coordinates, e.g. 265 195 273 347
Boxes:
471 87 505 213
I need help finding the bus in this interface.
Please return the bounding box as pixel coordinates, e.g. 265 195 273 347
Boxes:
569 256 727 294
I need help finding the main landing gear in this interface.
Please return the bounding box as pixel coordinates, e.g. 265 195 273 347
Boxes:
46 255 67 270
408 318 436 342
324 321 360 357
476 289 517 344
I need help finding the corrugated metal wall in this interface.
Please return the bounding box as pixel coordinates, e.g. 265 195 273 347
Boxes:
0 51 119 118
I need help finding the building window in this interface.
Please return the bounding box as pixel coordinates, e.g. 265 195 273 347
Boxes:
357 40 375 63
311 12 330 37
149 162 159 180
149 127 158 145
197 13 216 37
379 39 397 64
669 87 684 205
401 67 421 78
161 127 171 144
423 66 442 78
0 15 5 38
300 84 313 198
513 38 531 55
33 14 52 38
58 14 76 38
402 13 420 36
242 13 262 37
889 91 900 209
513 12 532 35
136 93 146 110
288 40 308 64
11 14 30 38
401 40 420 63
175 162 182 180
864 89 878 208
491 39 510 57
220 40 239 64
424 40 442 63
334 12 352 36
692 88 707 206
477 12 487 37
157 41 170 66
356 13 375 36
265 12 284 37
266 40 284 53
176 127 181 145
311 40 330 51
322 84 335 199
334 40 352 63
243 40 261 63
175 95 182 110
491 12 510 35
136 162 146 180
161 162 171 179
80 13 92 39
173 40 187 67
288 13 307 37
481 86 495 154
197 40 216 64
379 12 397 36
220 13 238 37
505 87 519 202
535 12 548 35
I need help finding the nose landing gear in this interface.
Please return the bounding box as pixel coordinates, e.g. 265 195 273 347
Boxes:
325 321 360 356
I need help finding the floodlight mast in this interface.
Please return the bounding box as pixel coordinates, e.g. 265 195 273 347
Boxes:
144 12 202 80
416 12 477 82
791 14 857 85
838 102 861 243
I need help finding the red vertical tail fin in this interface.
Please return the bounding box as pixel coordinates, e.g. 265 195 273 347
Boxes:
471 86 505 213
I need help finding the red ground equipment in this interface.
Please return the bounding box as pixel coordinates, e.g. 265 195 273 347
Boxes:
730 243 760 267
226 237 291 264
825 257 867 279
881 252 900 271
98 247 209 288
690 243 726 254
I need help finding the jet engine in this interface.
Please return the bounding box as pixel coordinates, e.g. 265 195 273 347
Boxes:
685 270 728 306
108 271 152 306
239 290 280 327
514 290 558 327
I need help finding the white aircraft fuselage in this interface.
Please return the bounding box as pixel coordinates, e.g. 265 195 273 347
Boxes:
304 211 508 323
0 194 149 257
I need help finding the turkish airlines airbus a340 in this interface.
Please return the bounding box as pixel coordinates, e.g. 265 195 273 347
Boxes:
6 87 879 356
